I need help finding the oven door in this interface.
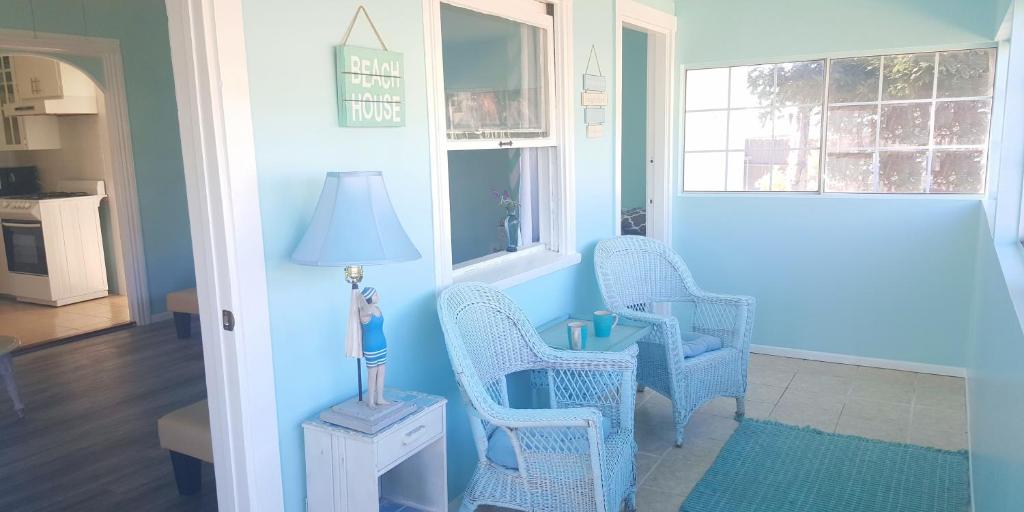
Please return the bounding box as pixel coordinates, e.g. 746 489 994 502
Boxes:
2 219 47 276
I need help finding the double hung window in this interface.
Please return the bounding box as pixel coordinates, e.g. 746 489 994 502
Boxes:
433 0 574 285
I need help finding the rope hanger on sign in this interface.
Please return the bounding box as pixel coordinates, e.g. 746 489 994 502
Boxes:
340 5 389 51
584 44 604 77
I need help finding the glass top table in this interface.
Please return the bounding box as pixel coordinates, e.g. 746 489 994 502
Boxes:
536 314 652 352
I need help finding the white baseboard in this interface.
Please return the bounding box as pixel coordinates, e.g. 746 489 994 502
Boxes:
750 344 966 377
150 311 173 323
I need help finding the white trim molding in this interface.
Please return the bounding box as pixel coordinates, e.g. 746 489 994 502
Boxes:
750 344 966 377
0 29 152 325
614 0 676 245
165 0 283 510
423 0 578 290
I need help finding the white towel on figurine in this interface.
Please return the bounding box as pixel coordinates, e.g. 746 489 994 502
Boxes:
345 288 364 358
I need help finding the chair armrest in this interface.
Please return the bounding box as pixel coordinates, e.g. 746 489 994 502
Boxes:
693 293 756 352
478 400 604 429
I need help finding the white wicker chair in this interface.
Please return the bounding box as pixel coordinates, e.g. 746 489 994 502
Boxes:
437 282 639 511
595 236 755 446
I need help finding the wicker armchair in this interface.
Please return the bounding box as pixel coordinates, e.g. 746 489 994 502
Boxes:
594 236 755 447
437 283 639 512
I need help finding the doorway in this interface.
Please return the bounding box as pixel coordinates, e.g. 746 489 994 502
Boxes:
0 53 134 351
620 28 650 236
615 0 676 244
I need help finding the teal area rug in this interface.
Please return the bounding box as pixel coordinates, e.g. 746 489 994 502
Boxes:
682 419 970 512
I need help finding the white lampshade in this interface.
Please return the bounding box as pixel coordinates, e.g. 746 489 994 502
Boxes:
291 171 421 266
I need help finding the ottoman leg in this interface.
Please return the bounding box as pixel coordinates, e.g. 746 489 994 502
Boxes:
169 451 202 495
173 313 192 339
0 354 24 417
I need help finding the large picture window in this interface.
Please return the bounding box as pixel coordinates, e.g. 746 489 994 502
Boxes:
682 48 996 194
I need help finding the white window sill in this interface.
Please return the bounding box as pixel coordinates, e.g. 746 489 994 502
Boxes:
452 249 581 289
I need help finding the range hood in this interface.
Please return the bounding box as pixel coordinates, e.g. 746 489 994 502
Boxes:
3 96 98 117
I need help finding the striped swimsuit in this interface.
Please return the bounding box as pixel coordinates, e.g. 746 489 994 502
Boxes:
361 314 387 367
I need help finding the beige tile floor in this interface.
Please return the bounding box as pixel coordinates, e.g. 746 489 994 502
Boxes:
479 353 969 512
0 294 131 349
635 354 968 511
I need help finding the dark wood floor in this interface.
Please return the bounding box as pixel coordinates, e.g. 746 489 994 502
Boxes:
0 319 217 511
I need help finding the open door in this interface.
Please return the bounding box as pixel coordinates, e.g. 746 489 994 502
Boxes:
616 0 676 245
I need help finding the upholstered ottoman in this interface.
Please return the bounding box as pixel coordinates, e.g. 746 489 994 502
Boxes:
158 400 213 495
166 288 199 339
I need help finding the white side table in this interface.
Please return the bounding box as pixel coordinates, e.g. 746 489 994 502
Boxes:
303 390 448 512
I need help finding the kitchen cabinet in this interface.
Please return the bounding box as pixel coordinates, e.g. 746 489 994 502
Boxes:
0 56 61 151
14 56 62 100
4 56 98 117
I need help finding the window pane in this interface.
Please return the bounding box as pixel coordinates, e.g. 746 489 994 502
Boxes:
829 56 881 103
776 61 825 106
774 106 822 149
441 5 549 140
772 149 821 191
685 111 728 151
825 152 875 192
827 105 877 149
878 151 927 192
879 103 931 147
934 99 991 146
684 152 727 191
937 49 995 98
727 108 772 150
448 148 543 265
931 150 985 193
729 65 773 108
686 68 729 110
726 152 771 191
882 53 935 100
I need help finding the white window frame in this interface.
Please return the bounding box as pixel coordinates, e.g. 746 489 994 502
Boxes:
424 0 578 289
679 45 999 197
682 61 826 193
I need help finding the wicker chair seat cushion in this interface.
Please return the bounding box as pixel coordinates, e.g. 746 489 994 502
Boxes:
487 415 614 470
681 332 723 358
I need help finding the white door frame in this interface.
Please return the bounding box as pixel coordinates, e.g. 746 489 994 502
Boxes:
614 1 676 245
0 29 152 324
165 1 283 510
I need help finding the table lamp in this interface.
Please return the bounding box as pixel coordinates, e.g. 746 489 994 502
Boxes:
292 171 421 432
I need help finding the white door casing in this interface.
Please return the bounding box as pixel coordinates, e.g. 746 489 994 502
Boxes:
165 0 284 510
614 0 676 245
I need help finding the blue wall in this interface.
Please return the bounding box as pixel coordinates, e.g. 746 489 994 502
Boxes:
672 0 1004 367
621 28 647 210
239 0 620 508
676 0 1005 68
0 0 195 314
967 208 1024 510
676 196 978 367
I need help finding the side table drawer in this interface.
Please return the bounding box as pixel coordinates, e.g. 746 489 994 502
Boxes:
377 407 443 471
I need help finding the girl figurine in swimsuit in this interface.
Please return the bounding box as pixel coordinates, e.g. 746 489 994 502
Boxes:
356 287 389 408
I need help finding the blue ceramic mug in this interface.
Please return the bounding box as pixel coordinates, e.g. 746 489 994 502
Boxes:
593 310 619 337
567 321 588 350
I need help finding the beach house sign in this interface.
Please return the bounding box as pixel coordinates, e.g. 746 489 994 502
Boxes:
336 7 404 127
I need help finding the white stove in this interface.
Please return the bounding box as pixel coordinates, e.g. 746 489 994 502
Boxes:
0 180 109 306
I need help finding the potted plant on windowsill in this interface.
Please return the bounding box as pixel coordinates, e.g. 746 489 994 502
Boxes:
493 190 520 253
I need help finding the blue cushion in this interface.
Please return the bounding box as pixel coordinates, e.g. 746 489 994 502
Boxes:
486 415 613 470
680 332 723 358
